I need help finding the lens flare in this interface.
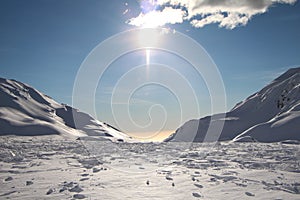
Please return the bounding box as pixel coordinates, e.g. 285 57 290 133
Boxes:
146 49 150 65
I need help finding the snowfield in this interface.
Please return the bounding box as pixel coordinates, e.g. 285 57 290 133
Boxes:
0 136 299 199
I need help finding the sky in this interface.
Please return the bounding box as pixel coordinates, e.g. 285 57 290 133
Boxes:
0 0 300 140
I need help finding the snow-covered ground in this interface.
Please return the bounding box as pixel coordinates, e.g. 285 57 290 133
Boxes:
0 136 299 199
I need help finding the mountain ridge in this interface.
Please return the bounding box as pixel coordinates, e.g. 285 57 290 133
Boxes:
166 67 300 142
0 77 129 141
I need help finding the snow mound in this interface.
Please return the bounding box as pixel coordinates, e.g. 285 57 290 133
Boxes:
167 67 300 142
0 77 130 141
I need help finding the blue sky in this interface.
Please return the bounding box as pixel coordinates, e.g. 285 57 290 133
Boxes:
0 0 300 138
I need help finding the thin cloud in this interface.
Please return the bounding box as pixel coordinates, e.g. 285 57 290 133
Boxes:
127 0 297 29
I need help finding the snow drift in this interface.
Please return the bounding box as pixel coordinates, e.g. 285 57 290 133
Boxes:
0 77 129 140
167 67 300 142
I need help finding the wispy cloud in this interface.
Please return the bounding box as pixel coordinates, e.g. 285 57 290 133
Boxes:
127 0 297 29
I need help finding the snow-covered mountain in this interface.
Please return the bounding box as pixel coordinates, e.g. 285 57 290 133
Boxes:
0 77 130 141
166 67 300 142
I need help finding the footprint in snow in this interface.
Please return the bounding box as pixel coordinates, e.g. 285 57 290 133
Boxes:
245 192 255 196
63 181 75 188
59 187 67 193
194 183 203 188
26 180 33 186
73 194 87 199
4 177 13 181
81 173 89 177
69 185 83 193
46 188 53 195
92 167 101 173
192 192 202 198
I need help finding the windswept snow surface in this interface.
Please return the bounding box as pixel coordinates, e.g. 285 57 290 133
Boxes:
168 67 300 142
0 136 299 199
0 78 129 141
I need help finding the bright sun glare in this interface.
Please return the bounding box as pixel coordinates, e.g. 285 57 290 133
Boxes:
141 12 162 28
137 28 160 47
146 49 150 65
137 29 162 73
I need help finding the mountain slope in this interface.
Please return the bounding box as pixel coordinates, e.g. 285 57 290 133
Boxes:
167 67 300 142
0 77 129 140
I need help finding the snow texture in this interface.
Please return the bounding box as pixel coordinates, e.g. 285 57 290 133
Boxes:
0 136 299 199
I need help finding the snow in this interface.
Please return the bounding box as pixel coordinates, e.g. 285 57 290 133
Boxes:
0 136 299 199
2 68 299 143
1 69 300 199
169 67 300 142
0 77 131 141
